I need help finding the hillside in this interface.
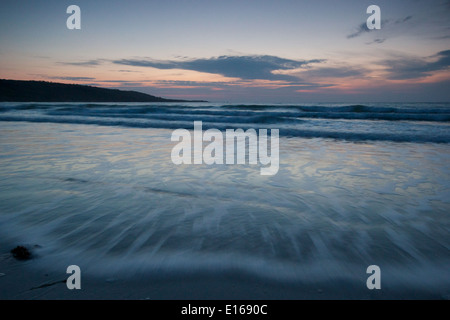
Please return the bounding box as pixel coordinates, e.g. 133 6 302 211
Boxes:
0 79 206 102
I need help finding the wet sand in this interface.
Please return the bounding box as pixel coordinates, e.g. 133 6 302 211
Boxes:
0 246 445 300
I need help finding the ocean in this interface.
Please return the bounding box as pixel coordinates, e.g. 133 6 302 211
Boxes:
0 102 449 298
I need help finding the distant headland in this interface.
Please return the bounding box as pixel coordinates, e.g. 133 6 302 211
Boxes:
0 79 207 103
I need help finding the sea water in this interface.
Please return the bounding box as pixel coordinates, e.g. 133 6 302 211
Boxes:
0 102 449 297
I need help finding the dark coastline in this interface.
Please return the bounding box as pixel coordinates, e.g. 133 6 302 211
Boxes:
0 79 207 103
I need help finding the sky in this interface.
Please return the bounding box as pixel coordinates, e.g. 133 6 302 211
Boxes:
0 0 449 102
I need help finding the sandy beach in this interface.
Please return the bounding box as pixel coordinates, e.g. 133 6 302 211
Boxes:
0 240 446 300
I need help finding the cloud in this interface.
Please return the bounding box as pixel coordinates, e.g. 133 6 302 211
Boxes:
113 55 324 81
49 76 96 81
295 66 365 79
148 79 332 89
396 16 413 24
347 22 371 39
383 50 450 80
347 16 412 40
368 38 386 44
58 59 104 66
116 69 140 73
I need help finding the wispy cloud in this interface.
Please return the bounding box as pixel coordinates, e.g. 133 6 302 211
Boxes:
367 38 386 45
347 16 412 42
383 50 450 80
294 66 365 79
58 59 104 66
347 22 371 39
149 79 333 89
398 15 413 24
49 76 96 81
113 55 324 81
116 69 140 73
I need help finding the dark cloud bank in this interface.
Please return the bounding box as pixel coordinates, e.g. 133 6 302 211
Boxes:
113 55 324 81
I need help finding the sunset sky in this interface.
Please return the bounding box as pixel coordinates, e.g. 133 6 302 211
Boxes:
1 0 449 102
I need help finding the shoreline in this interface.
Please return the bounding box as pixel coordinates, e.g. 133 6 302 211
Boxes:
0 246 446 300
